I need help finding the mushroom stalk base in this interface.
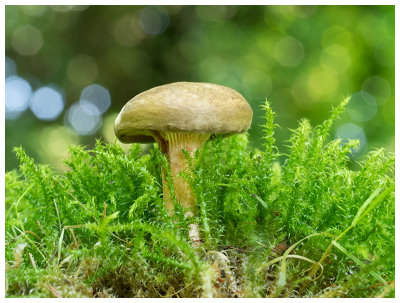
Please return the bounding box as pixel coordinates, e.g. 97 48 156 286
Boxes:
153 131 211 247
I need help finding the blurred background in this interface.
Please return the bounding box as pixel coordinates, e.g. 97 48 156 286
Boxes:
5 5 395 172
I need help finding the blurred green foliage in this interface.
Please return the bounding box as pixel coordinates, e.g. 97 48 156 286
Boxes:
5 5 395 171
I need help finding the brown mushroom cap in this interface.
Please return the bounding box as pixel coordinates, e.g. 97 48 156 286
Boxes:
114 82 253 143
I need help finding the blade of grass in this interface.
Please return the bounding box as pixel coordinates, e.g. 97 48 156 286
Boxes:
355 182 394 225
257 232 333 297
332 240 386 284
57 228 65 264
309 182 393 279
219 183 269 209
14 226 46 261
28 252 37 270
59 254 73 267
274 232 328 297
351 182 384 226
6 183 33 219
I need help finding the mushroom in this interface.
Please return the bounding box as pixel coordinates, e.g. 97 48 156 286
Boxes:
114 82 253 247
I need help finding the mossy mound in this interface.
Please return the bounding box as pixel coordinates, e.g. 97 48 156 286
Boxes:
5 98 394 298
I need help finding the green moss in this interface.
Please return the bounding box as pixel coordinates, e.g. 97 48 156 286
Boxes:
5 98 394 298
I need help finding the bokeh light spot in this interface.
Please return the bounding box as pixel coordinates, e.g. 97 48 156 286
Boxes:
358 13 387 47
5 56 17 78
362 75 391 105
50 5 74 12
320 44 351 73
139 6 170 35
71 6 89 11
306 65 338 100
274 37 304 67
291 74 315 109
30 86 65 121
38 126 78 171
80 83 111 115
347 91 377 122
267 6 316 21
19 5 47 16
243 69 272 97
12 25 43 56
322 25 353 48
65 102 102 135
67 54 98 86
288 6 316 18
5 76 32 119
102 113 118 143
102 113 131 151
113 15 145 46
335 123 367 155
195 6 238 22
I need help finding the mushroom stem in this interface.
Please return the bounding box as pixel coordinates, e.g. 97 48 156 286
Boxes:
153 131 211 247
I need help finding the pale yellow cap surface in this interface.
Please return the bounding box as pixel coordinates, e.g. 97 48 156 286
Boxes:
114 82 253 143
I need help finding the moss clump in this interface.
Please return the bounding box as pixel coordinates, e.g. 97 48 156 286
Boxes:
5 97 394 298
